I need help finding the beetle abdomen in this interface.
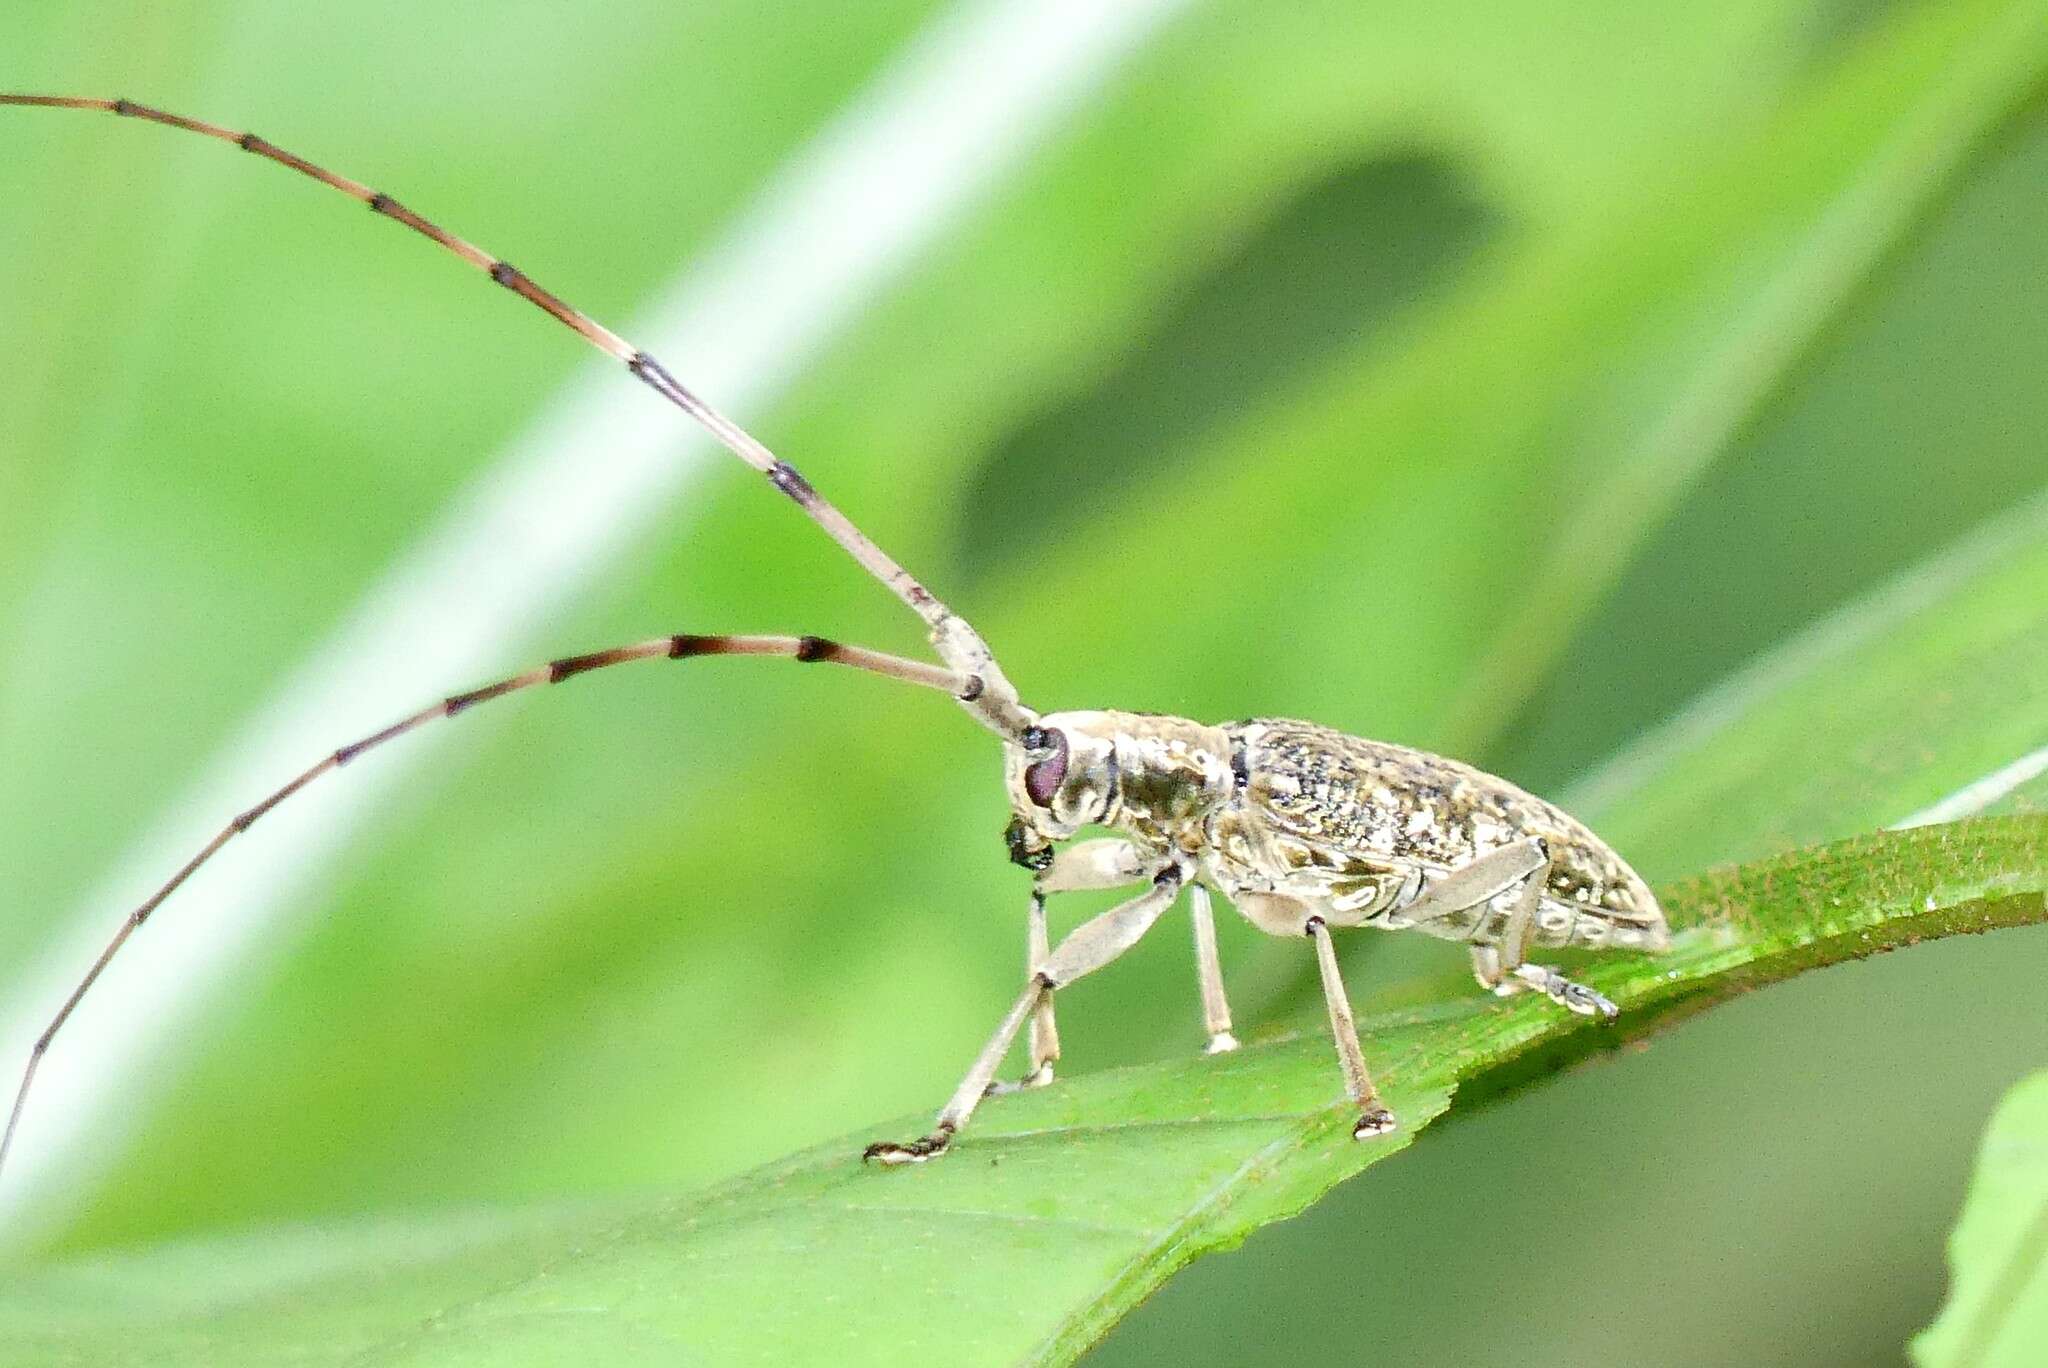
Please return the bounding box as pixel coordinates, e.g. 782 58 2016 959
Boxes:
1229 718 1665 938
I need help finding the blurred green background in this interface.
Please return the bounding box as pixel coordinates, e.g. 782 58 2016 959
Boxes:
1 1 2044 1363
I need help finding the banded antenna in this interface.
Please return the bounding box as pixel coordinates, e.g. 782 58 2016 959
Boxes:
0 93 1042 1180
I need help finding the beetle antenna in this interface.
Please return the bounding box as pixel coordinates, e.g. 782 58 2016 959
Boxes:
0 93 1032 738
0 632 994 1182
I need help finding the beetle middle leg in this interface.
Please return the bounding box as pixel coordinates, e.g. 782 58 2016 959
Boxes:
1237 892 1395 1137
1306 916 1398 1139
865 864 1184 1164
1187 885 1239 1054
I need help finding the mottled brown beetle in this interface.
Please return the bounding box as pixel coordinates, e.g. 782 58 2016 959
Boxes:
865 713 1668 1161
0 94 1669 1176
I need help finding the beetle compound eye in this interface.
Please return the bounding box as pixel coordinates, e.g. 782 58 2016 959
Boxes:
1023 756 1062 806
1023 729 1068 807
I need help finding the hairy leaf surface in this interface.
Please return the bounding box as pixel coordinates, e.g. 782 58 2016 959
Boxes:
3 818 2042 1365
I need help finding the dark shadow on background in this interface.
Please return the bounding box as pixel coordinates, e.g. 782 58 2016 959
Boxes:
1802 0 1911 65
955 152 1504 580
1495 99 2048 792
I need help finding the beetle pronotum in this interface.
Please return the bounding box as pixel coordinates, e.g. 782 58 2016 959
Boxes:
0 93 1671 1175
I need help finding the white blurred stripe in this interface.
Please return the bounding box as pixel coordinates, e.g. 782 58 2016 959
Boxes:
1891 745 2048 829
0 0 1190 1234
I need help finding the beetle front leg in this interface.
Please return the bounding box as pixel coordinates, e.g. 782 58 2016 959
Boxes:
865 865 1183 1165
1046 843 1237 1054
984 891 1059 1095
1023 892 1059 1085
986 837 1155 1095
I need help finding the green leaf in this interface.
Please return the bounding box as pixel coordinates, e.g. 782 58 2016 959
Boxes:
60 0 2032 1259
3 816 2042 1366
1916 1069 2048 1368
4 18 2046 1365
14 0 1968 1252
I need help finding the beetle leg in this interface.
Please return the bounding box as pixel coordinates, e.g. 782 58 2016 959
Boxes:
1502 962 1618 1019
1188 885 1239 1053
984 891 1061 1096
1035 837 1152 894
866 865 1183 1165
1307 917 1396 1139
1405 840 1545 933
1452 844 1618 1020
1024 892 1060 1082
987 837 1153 1095
1405 840 1619 1019
1471 853 1545 988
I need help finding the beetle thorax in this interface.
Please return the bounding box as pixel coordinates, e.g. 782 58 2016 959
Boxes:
1005 710 1233 851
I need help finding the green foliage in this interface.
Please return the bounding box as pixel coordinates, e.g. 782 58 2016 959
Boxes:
0 819 2040 1366
0 0 2045 1363
1917 1069 2048 1368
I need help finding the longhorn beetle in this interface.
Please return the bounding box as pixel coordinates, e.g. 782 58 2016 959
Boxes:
0 94 1671 1173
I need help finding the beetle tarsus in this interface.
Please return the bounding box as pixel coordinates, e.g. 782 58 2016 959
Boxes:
1504 963 1619 1019
863 1124 956 1165
1353 1104 1398 1140
983 1062 1055 1097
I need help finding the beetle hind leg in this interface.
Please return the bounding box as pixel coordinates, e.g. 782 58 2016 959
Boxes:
1501 962 1617 1019
1467 851 1617 1021
1404 839 1618 1021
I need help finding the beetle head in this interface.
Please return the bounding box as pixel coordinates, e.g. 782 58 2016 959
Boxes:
1004 711 1121 848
